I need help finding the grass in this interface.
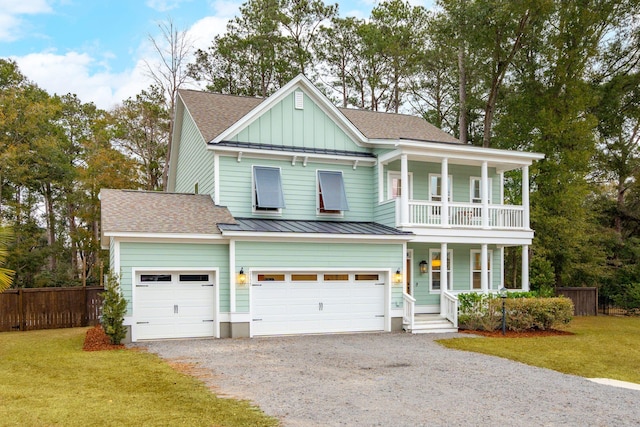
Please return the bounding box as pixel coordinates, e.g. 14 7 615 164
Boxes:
0 328 278 427
438 316 640 384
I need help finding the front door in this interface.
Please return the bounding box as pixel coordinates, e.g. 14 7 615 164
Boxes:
406 253 412 295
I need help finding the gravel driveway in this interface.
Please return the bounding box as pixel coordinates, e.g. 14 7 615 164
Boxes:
141 332 640 426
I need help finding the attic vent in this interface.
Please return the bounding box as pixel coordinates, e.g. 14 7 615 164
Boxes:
294 91 304 110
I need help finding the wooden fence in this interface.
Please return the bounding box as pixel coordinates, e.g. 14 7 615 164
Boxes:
556 287 598 316
0 286 104 332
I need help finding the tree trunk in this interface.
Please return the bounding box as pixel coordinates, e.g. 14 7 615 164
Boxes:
458 44 468 143
43 183 57 272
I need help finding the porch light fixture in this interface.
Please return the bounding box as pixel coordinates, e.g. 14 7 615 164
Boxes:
236 267 247 286
393 269 403 285
419 260 428 274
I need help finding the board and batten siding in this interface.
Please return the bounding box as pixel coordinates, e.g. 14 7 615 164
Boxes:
234 241 404 312
218 156 374 221
231 91 368 153
118 242 230 314
174 112 215 195
409 243 502 306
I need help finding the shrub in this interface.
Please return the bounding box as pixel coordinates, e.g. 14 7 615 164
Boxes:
613 283 640 315
457 293 573 331
101 273 128 345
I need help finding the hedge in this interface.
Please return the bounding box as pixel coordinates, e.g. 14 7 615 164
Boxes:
458 293 573 332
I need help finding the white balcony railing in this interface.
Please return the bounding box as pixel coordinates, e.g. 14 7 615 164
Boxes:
405 200 525 230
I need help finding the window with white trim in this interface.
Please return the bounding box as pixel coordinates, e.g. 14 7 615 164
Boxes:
470 250 492 290
317 170 349 214
470 177 493 204
387 171 413 200
253 166 285 213
429 174 452 202
429 249 452 292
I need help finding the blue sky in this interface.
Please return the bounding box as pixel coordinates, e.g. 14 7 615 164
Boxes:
2 0 432 110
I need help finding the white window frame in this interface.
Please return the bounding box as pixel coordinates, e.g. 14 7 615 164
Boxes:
387 171 413 200
429 248 452 293
316 169 347 217
470 249 493 290
470 177 493 204
429 174 453 202
252 165 284 215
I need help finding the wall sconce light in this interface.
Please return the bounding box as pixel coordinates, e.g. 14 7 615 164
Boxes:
419 260 428 274
393 268 403 285
236 267 247 286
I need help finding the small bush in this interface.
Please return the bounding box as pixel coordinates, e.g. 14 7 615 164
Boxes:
101 273 128 345
457 293 573 331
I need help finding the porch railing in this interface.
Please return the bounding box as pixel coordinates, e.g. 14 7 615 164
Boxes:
402 292 416 330
406 200 524 230
441 290 458 328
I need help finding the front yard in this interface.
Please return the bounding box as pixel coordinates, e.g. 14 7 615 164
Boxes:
438 316 640 384
0 328 278 427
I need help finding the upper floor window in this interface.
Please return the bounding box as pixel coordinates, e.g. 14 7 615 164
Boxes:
470 177 493 204
387 171 413 200
317 170 349 214
470 250 492 290
429 174 452 202
253 166 286 213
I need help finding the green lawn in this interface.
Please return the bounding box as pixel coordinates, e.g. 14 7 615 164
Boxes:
0 328 278 427
438 316 640 384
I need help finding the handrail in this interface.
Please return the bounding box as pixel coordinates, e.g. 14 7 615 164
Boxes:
407 200 525 230
402 292 416 331
442 290 458 328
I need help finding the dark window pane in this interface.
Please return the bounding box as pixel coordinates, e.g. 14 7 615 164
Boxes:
179 274 209 282
140 274 171 282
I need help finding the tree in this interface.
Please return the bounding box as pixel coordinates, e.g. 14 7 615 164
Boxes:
0 226 15 292
145 18 193 191
101 273 127 345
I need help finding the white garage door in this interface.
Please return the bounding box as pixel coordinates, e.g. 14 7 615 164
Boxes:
133 271 216 340
251 272 386 336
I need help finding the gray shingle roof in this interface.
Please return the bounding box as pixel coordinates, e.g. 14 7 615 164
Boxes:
100 189 236 245
178 88 460 144
218 218 412 236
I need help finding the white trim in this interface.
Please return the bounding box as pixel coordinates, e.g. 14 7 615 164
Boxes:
130 267 220 342
114 240 121 278
399 228 534 244
219 231 412 242
429 248 452 293
212 74 368 145
470 249 493 290
387 171 413 200
105 232 225 242
406 248 413 296
211 145 376 165
229 239 236 312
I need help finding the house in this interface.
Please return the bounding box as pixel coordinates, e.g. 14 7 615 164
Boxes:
100 75 543 342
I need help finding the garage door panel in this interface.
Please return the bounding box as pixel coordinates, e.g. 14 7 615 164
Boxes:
252 271 386 336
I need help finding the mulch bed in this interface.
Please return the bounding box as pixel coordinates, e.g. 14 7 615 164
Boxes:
82 325 125 351
459 329 574 338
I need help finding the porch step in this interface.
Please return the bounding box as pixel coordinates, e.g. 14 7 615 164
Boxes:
404 314 458 334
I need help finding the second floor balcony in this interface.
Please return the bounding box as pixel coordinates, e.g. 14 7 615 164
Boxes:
401 200 525 229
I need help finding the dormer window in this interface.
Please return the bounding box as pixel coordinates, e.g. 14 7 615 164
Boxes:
253 166 285 213
317 170 349 214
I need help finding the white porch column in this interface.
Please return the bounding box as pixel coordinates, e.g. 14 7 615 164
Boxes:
522 165 530 229
229 239 237 312
441 158 449 227
439 242 448 311
400 154 409 225
522 244 530 291
481 244 489 293
499 172 504 204
481 161 489 229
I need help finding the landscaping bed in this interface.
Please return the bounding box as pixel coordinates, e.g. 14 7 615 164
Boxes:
82 324 124 351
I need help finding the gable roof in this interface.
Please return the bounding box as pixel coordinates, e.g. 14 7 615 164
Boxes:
177 76 460 145
100 189 235 246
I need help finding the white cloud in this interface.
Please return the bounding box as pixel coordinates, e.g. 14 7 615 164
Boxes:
145 0 192 12
13 51 149 110
0 0 53 42
188 15 230 51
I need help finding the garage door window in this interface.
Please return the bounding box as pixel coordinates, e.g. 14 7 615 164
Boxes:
140 274 172 282
355 274 379 281
291 274 318 281
258 273 285 281
179 274 209 282
323 273 349 281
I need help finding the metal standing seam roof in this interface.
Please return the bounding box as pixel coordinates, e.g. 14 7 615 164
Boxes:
178 88 460 144
218 218 413 236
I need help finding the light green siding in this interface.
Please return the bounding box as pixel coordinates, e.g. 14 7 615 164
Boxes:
118 242 229 314
384 161 500 203
235 241 404 312
232 91 368 153
408 243 503 306
219 156 374 221
174 112 215 195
